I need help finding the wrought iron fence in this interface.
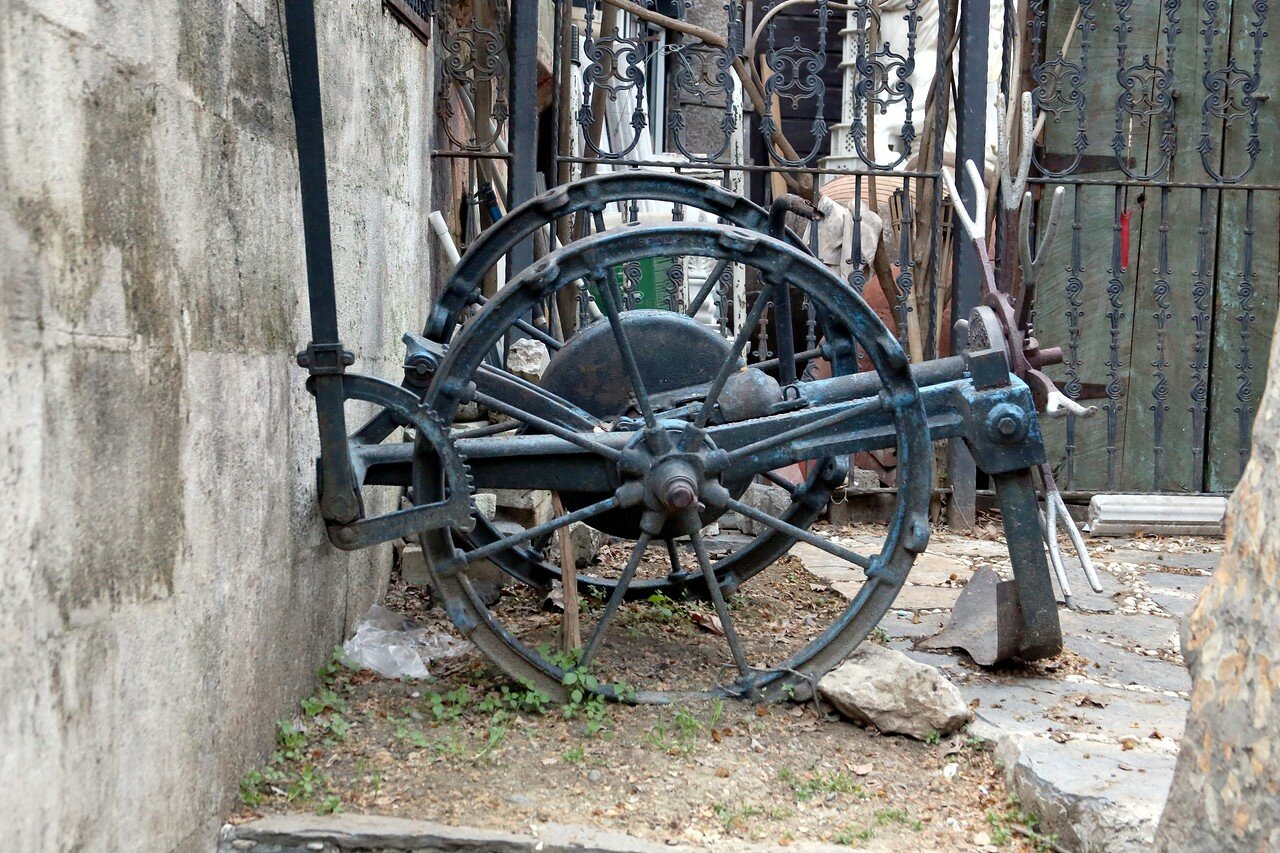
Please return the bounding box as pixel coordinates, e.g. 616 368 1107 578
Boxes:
428 0 1276 496
1016 0 1276 494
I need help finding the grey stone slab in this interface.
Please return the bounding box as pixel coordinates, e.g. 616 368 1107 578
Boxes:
900 648 965 671
890 584 962 610
928 538 1013 560
1061 580 1118 613
218 814 695 853
960 676 1187 743
1105 549 1220 572
218 815 853 853
1143 572 1211 620
1059 610 1181 652
999 734 1177 853
1064 636 1191 695
881 611 950 640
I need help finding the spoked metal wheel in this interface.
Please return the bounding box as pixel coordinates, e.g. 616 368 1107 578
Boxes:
415 223 931 702
425 173 847 601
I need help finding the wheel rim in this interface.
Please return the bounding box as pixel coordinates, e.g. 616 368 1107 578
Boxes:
416 224 931 701
427 173 844 599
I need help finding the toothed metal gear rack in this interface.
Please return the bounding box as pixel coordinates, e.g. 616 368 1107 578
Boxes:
283 0 1072 701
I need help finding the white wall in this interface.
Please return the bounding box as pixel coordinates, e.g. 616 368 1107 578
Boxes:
0 0 437 847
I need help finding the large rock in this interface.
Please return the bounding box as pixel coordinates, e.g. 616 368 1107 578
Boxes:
819 644 971 739
545 521 604 568
722 482 791 535
1155 322 1280 851
507 338 550 382
489 488 553 528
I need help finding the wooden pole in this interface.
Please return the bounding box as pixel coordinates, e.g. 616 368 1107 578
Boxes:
552 493 581 652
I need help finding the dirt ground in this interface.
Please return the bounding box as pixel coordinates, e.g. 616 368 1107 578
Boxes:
232 530 1059 852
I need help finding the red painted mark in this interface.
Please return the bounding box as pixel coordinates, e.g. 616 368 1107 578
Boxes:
1120 209 1132 269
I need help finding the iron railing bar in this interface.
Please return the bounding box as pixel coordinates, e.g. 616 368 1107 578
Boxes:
553 156 945 181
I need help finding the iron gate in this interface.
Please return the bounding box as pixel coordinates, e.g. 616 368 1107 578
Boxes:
424 0 1277 500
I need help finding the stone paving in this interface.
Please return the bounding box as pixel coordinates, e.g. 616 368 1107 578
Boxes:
792 528 1220 853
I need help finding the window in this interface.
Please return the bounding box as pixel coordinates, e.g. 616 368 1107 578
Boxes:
384 0 431 45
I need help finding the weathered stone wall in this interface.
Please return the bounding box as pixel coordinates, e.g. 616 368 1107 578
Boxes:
0 1 436 848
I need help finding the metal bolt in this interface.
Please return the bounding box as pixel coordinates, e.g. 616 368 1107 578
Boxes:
996 414 1020 437
662 475 698 511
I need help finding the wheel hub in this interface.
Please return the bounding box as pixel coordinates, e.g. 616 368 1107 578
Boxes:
615 423 730 538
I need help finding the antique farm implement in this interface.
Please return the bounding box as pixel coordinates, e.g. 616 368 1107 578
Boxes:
283 1 1092 702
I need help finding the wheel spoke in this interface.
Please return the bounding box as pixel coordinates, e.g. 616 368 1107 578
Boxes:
694 284 774 429
449 495 620 569
685 510 754 692
591 273 659 429
760 470 799 496
721 496 873 571
685 258 731 319
471 295 563 351
771 280 798 387
451 418 519 439
472 390 622 461
722 397 883 467
579 532 653 667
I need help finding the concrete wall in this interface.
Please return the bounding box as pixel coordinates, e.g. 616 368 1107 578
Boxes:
0 1 437 848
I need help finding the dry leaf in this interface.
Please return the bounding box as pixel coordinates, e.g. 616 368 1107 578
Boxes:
691 612 725 636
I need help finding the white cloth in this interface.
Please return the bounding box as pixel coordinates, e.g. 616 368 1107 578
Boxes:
816 195 884 279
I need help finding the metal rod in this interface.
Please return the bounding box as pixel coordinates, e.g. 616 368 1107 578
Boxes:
721 496 872 571
471 294 564 351
507 0 539 278
453 495 621 568
686 512 754 693
472 390 622 461
553 156 946 180
592 274 660 429
580 533 653 666
685 258 732 319
450 419 519 439
282 0 359 523
724 396 883 467
946 0 989 527
664 537 686 576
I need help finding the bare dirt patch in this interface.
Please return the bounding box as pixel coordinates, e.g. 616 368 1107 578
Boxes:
233 551 1049 851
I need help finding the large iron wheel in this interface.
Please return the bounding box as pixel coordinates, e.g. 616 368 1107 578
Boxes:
427 173 848 601
414 223 931 701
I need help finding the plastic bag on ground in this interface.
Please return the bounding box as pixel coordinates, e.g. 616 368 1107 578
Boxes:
340 604 468 680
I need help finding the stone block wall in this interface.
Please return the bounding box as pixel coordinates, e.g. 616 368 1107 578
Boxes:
0 1 437 848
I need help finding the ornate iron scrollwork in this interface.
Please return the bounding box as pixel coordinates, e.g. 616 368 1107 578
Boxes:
1113 0 1180 180
761 0 830 167
1234 191 1258 476
435 0 510 153
1029 0 1094 177
850 0 918 169
667 2 741 163
1149 189 1173 490
1198 0 1269 183
577 1 650 159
